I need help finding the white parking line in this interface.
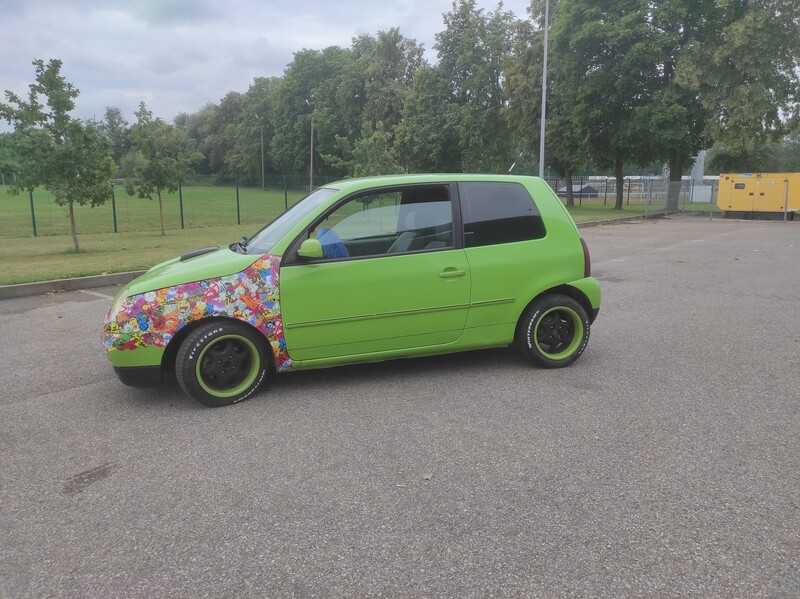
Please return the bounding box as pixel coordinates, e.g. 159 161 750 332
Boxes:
79 290 113 300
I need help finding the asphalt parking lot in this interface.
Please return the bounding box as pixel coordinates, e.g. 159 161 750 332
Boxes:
1 215 798 598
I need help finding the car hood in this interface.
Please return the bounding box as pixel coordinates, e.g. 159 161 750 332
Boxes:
123 247 264 297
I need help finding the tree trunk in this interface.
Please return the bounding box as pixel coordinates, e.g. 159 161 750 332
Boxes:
68 200 80 251
158 190 165 236
666 151 684 213
737 153 749 172
564 165 575 208
614 158 625 210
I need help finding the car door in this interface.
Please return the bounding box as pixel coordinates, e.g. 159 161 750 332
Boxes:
280 184 470 362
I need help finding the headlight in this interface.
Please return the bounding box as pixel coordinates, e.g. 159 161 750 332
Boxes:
107 289 130 322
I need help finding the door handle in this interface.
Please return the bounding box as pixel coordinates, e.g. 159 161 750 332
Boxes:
439 269 466 279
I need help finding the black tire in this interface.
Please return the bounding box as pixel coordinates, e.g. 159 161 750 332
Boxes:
516 294 590 368
175 320 269 407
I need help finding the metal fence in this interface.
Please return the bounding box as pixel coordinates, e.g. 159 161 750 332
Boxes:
543 176 719 213
0 175 339 238
0 175 721 238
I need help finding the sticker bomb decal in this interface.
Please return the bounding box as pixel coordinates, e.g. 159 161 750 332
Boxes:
102 255 292 371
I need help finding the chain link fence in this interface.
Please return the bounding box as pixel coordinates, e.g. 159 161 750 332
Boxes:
543 176 720 217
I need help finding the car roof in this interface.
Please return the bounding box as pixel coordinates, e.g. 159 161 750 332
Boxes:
320 174 544 194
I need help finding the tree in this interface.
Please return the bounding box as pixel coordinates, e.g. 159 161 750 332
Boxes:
0 133 20 181
204 91 244 178
99 106 130 169
675 0 800 170
706 130 800 173
232 76 281 185
504 3 589 206
353 28 425 131
551 0 665 209
322 122 403 177
0 59 114 250
179 103 217 175
395 65 461 172
504 17 543 168
125 102 201 236
433 0 519 172
270 47 357 177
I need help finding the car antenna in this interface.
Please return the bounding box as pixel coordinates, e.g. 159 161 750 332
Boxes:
507 151 524 173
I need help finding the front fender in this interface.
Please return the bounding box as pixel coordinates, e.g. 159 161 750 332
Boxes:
102 255 293 372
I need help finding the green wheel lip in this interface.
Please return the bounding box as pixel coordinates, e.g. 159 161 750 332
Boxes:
195 334 260 398
533 306 584 360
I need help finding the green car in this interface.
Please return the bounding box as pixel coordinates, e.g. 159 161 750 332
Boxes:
103 174 601 407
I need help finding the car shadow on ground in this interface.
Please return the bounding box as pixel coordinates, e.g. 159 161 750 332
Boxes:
264 345 526 393
116 345 528 411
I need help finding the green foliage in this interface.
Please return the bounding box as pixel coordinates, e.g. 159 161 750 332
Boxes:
706 130 800 173
676 0 800 155
270 47 356 176
167 0 800 183
267 31 424 179
125 102 202 235
0 58 115 250
99 106 130 169
503 17 544 163
353 28 424 131
231 76 281 183
395 65 461 172
322 122 403 177
433 0 519 172
0 133 20 175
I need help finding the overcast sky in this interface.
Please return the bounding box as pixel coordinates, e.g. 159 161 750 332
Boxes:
1 0 532 129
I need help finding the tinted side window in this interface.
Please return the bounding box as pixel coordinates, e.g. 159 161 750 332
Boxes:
459 183 545 247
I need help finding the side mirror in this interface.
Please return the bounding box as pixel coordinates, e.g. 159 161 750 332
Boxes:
298 238 323 260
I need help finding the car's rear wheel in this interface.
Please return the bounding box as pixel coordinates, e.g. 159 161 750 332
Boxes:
516 294 590 368
176 321 269 407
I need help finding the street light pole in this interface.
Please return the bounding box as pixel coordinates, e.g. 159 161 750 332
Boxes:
309 114 314 193
305 98 314 193
255 113 265 190
260 124 265 190
538 0 550 179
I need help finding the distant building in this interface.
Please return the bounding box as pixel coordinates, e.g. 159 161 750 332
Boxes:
690 150 706 181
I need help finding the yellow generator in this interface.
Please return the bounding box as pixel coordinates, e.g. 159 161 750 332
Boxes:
718 173 800 219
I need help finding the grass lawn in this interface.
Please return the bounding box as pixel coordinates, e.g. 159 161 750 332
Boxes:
0 189 721 285
0 184 307 237
0 225 258 285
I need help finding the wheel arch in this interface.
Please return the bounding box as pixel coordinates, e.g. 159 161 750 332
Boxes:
161 316 275 374
517 284 597 332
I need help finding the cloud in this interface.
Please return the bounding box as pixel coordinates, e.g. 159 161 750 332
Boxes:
1 0 531 129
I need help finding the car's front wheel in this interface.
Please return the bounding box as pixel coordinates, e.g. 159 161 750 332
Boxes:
516 294 590 368
176 321 269 407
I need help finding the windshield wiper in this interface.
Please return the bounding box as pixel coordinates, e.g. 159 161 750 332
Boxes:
229 236 248 254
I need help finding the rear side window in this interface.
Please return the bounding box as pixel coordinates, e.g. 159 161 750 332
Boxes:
459 182 545 247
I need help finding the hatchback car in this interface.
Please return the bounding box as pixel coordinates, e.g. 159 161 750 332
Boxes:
103 175 601 407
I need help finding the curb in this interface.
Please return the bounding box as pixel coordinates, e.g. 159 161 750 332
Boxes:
0 270 146 300
576 213 666 228
0 213 673 300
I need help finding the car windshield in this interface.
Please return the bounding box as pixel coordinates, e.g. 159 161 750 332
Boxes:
242 188 338 254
